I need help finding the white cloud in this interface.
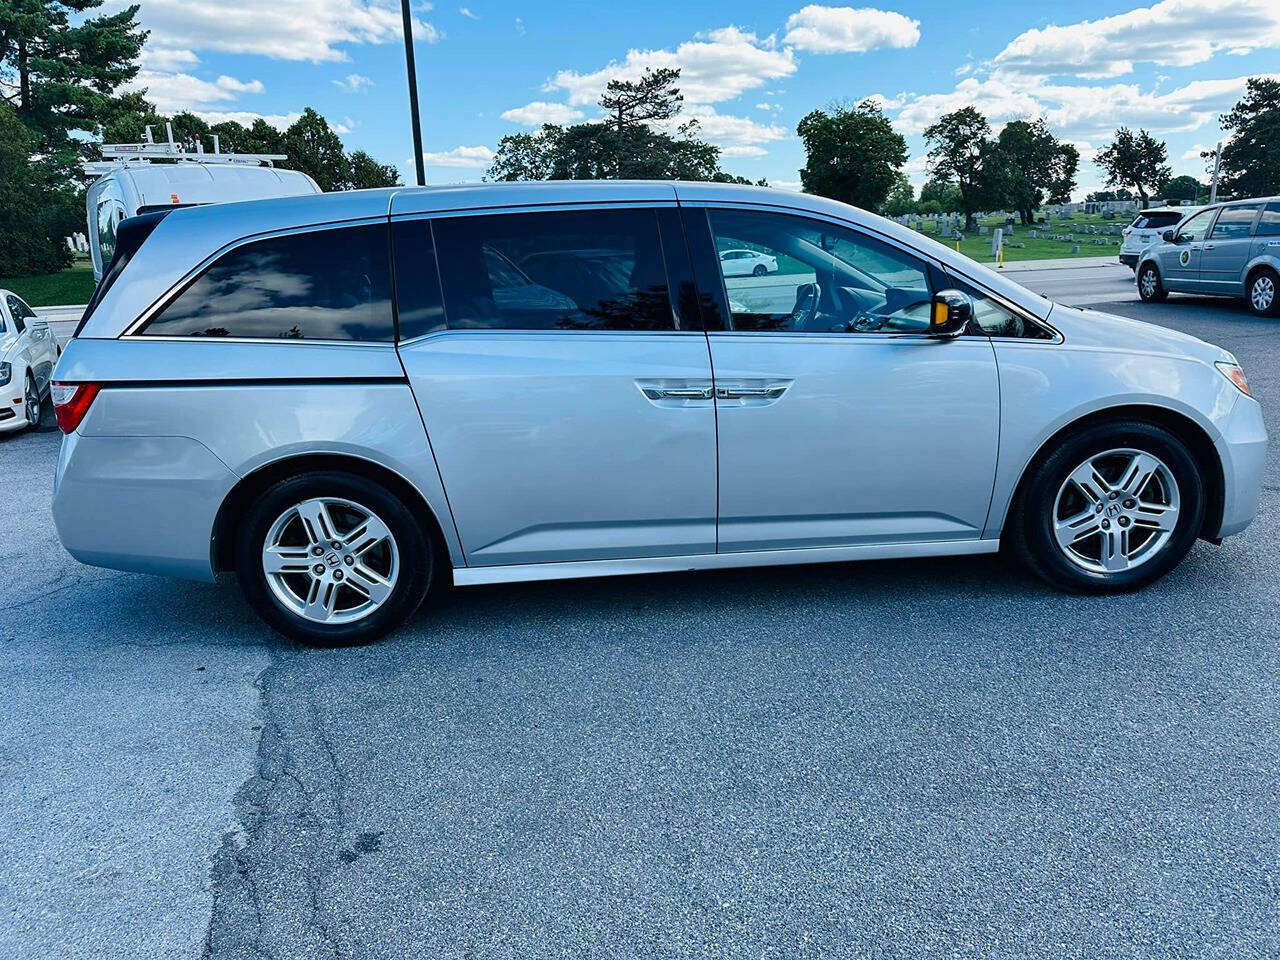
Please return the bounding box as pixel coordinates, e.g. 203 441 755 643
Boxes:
422 144 495 167
515 17 526 35
682 107 787 147
771 179 804 191
500 101 585 126
127 70 265 113
114 0 442 64
139 47 199 71
1181 143 1214 162
783 5 921 54
888 72 1274 140
721 145 768 158
994 0 1280 78
547 26 796 107
459 6 478 19
333 73 374 93
194 110 301 130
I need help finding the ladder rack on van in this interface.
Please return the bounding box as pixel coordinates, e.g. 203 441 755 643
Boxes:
85 121 287 175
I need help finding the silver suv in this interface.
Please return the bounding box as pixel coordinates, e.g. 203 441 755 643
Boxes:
51 182 1266 644
1136 197 1280 315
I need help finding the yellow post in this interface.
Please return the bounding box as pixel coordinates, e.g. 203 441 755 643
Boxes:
954 239 960 253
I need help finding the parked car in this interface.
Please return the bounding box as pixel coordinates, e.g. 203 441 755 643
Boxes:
1136 197 1280 316
51 182 1266 645
719 247 778 276
1119 207 1198 270
1 290 58 434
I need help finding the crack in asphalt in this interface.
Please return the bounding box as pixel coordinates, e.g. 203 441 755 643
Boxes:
203 654 354 960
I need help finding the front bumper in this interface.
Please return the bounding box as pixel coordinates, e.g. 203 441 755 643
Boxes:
53 430 237 581
0 378 26 432
1215 392 1268 539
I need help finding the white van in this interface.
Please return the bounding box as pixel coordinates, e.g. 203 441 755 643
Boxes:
85 131 321 282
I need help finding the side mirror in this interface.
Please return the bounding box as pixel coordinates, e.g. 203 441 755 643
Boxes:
929 289 973 338
1162 229 1178 243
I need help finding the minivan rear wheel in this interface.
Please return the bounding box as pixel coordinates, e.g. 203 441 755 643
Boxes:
1247 267 1279 317
1137 263 1166 303
235 471 433 645
1012 420 1204 594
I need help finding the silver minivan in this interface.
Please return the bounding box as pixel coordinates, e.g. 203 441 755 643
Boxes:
1137 197 1280 315
51 182 1266 644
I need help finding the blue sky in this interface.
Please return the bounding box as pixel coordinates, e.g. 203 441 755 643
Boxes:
111 0 1280 198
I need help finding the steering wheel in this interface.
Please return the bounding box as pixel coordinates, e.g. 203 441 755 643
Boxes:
789 281 822 330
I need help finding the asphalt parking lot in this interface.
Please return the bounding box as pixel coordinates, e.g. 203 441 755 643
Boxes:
4 281 1280 959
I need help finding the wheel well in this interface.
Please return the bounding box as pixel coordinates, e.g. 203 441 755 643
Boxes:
212 453 454 580
1001 405 1226 543
1246 262 1277 287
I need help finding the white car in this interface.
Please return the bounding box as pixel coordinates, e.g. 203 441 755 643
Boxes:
1120 207 1200 270
719 248 778 277
0 290 59 433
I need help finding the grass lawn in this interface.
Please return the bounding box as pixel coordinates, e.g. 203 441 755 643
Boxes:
0 262 95 307
912 213 1125 264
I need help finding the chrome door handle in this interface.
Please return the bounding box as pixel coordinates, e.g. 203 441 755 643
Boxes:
716 385 788 400
1203 243 1216 250
641 386 713 400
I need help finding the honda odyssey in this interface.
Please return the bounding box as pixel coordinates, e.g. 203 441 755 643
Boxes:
51 182 1267 644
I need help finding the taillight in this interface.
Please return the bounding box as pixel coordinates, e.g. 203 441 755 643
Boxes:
51 382 101 434
1122 227 1131 236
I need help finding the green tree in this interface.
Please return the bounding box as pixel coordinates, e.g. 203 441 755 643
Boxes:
924 106 999 231
1095 127 1170 206
919 177 962 213
796 100 907 212
882 173 915 216
1162 174 1205 203
347 150 400 189
994 119 1078 224
599 67 682 177
1215 77 1280 198
283 108 349 191
0 0 146 159
486 69 748 184
0 102 77 275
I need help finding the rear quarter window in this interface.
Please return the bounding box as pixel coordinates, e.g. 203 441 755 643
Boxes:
140 223 394 341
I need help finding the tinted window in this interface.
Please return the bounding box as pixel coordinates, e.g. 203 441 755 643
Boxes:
940 275 1053 340
430 209 675 331
1209 205 1260 240
1176 209 1215 243
6 295 33 333
1258 202 1280 237
707 208 932 333
1132 212 1183 230
142 224 393 340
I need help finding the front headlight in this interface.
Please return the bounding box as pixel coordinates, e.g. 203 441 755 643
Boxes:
0 362 10 386
1216 360 1253 397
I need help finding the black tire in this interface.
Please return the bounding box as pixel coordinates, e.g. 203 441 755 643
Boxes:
752 264 768 276
1011 420 1205 594
1246 266 1279 318
1137 262 1167 303
235 471 433 646
23 374 40 430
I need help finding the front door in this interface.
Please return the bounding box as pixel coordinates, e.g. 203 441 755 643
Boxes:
1158 207 1216 290
689 206 1000 552
393 202 718 567
1200 203 1261 293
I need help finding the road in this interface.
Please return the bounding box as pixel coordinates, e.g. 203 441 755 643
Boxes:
3 278 1279 959
1001 258 1139 306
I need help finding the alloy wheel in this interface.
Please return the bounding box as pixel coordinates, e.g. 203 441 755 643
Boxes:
261 497 400 624
1251 274 1275 313
1052 448 1180 574
24 378 39 427
1139 268 1158 299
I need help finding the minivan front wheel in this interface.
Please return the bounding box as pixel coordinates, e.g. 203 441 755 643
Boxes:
1013 421 1204 593
1137 263 1166 303
236 472 433 645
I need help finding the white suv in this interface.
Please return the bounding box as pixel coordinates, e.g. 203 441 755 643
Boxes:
1120 208 1199 270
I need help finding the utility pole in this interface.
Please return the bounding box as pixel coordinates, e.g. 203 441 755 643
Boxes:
1209 140 1222 204
401 0 426 186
